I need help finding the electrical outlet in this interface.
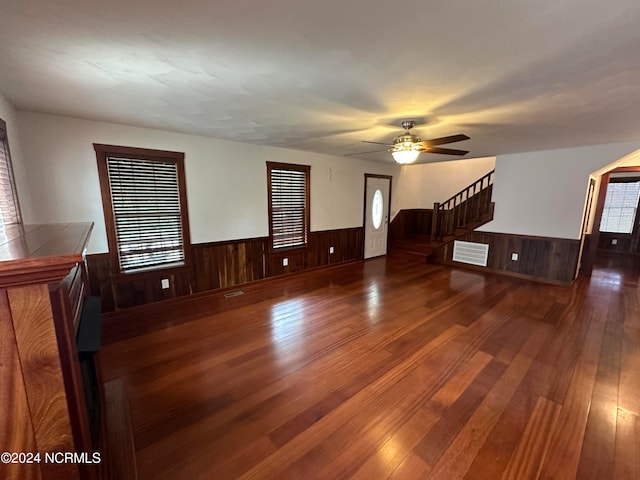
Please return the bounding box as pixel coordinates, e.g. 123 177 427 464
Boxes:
612 239 618 245
161 278 170 289
511 253 519 261
282 257 288 267
329 246 334 254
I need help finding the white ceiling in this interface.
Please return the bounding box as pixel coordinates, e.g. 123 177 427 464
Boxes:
1 0 640 164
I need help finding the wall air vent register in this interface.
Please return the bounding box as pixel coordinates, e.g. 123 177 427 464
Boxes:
452 240 490 267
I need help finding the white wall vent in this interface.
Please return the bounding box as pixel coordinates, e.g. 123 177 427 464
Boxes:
452 240 489 267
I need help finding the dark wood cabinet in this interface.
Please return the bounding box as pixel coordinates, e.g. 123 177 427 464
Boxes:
0 223 98 480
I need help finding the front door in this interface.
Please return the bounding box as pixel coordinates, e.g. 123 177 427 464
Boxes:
364 175 391 259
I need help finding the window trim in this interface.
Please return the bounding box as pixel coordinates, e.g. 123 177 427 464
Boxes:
0 117 22 226
94 144 192 275
599 176 640 235
266 161 311 253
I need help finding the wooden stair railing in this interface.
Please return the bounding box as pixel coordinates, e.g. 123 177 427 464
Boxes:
432 170 495 241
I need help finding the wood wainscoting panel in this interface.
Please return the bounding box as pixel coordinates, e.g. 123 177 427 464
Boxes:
265 249 307 277
319 227 364 266
86 254 192 311
597 232 635 253
110 268 192 311
265 227 363 277
306 227 364 269
389 209 433 244
86 253 114 312
89 228 363 312
434 231 581 285
191 238 266 293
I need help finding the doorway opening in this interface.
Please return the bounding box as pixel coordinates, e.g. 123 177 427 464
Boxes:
582 165 640 283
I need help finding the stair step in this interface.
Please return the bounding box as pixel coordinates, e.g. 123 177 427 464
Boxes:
388 249 429 263
394 234 436 251
394 244 433 255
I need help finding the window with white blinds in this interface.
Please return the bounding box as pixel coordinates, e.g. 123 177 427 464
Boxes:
0 119 21 227
267 163 310 250
600 180 640 234
95 145 190 273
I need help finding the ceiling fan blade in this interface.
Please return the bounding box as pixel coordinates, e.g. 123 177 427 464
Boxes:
421 134 470 146
344 149 389 156
361 140 394 146
423 146 469 156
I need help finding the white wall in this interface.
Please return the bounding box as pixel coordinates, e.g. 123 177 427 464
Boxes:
479 142 640 239
0 93 31 220
393 156 496 212
17 112 399 253
16 109 640 250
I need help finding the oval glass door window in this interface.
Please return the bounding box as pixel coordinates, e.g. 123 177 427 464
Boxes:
372 189 384 229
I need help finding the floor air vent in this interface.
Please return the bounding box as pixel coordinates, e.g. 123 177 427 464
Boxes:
224 290 245 298
452 240 489 267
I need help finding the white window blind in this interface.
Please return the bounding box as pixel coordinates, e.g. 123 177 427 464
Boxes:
270 167 308 249
0 124 20 227
600 181 640 234
106 156 185 271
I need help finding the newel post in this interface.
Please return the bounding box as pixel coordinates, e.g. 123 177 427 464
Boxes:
432 202 440 239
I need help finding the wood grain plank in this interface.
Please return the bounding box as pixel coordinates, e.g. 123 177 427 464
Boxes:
350 351 492 480
614 280 640 480
348 406 440 480
501 396 561 480
575 307 623 479
464 357 555 480
103 378 138 480
387 452 432 480
0 290 41 480
312 329 479 480
426 327 548 480
94 256 639 479
9 284 79 479
414 358 507 466
614 409 639 480
236 324 467 480
538 305 607 480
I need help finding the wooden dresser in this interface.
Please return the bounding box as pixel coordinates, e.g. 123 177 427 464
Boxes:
0 223 98 480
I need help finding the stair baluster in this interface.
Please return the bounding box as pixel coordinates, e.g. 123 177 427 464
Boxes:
433 170 494 240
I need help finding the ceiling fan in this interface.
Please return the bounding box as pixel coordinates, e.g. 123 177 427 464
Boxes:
346 120 470 164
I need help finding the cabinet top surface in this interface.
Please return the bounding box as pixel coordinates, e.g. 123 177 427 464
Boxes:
0 223 93 286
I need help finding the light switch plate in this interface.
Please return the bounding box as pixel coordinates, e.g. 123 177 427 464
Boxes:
511 253 519 261
329 246 334 254
282 257 289 266
161 278 170 289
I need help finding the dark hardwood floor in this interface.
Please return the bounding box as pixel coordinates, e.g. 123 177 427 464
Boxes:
100 256 639 479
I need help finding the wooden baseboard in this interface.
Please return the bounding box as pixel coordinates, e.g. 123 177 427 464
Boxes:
431 258 573 287
102 377 137 480
596 249 640 256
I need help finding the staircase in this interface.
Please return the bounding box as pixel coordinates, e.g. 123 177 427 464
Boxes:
389 170 495 263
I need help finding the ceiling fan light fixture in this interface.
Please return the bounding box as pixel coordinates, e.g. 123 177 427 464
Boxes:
350 120 469 162
392 149 420 164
